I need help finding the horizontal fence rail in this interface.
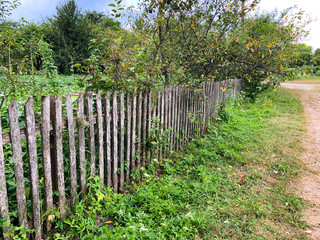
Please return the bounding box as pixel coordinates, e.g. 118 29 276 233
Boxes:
0 79 241 239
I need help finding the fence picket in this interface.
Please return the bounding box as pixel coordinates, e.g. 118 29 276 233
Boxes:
142 92 147 168
8 99 28 228
136 92 142 169
131 94 137 172
25 97 42 239
112 91 118 193
54 94 66 219
87 92 96 177
119 91 125 190
77 93 86 198
105 92 112 187
126 93 132 184
96 92 104 184
66 94 77 202
41 95 54 230
0 116 10 239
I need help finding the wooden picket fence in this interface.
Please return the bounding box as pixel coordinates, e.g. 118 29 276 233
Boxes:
0 79 241 239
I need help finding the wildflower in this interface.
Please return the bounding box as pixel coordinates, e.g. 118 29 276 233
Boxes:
140 227 148 231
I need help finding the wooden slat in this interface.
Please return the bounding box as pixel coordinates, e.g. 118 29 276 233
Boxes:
147 91 152 165
105 92 112 187
136 92 142 169
160 88 165 159
96 92 104 184
41 95 53 231
77 93 86 198
168 87 172 152
0 115 11 239
171 87 176 151
112 91 118 193
24 97 42 239
54 94 66 220
119 91 125 190
131 94 137 172
141 92 147 168
87 92 96 177
8 98 28 228
157 89 161 160
125 93 132 184
66 94 77 202
176 87 181 150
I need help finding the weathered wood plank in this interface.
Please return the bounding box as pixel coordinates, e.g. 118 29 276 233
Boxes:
25 97 42 240
125 93 132 184
147 91 152 165
0 115 11 239
87 92 96 177
105 91 112 187
131 94 137 172
160 88 165 159
136 92 142 169
66 94 77 202
8 98 28 228
96 92 104 184
141 92 147 168
119 91 125 190
54 94 66 220
171 87 176 151
77 93 86 198
112 91 118 193
41 95 53 231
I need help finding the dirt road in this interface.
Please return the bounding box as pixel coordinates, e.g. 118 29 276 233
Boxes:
282 81 320 239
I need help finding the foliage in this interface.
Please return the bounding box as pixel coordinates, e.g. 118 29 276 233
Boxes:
0 0 20 19
45 0 92 74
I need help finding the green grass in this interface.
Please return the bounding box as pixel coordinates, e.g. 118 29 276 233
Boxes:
45 87 307 240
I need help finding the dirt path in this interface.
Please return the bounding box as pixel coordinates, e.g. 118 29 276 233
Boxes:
282 82 320 239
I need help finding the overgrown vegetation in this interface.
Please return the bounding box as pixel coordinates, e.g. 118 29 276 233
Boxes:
0 0 313 105
41 87 307 239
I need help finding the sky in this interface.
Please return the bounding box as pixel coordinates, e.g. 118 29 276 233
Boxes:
8 0 320 51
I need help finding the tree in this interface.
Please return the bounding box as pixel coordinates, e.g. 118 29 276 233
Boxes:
47 0 92 74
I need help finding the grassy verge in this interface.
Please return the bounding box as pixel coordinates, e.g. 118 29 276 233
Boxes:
49 88 306 240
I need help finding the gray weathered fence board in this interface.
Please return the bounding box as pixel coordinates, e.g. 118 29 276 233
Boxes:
136 92 142 170
119 91 125 190
8 99 28 228
105 91 112 187
112 91 118 193
66 94 77 202
54 94 66 220
96 92 104 184
131 94 137 172
77 93 86 198
126 93 132 184
87 92 96 177
0 116 10 239
41 95 54 230
25 97 42 240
